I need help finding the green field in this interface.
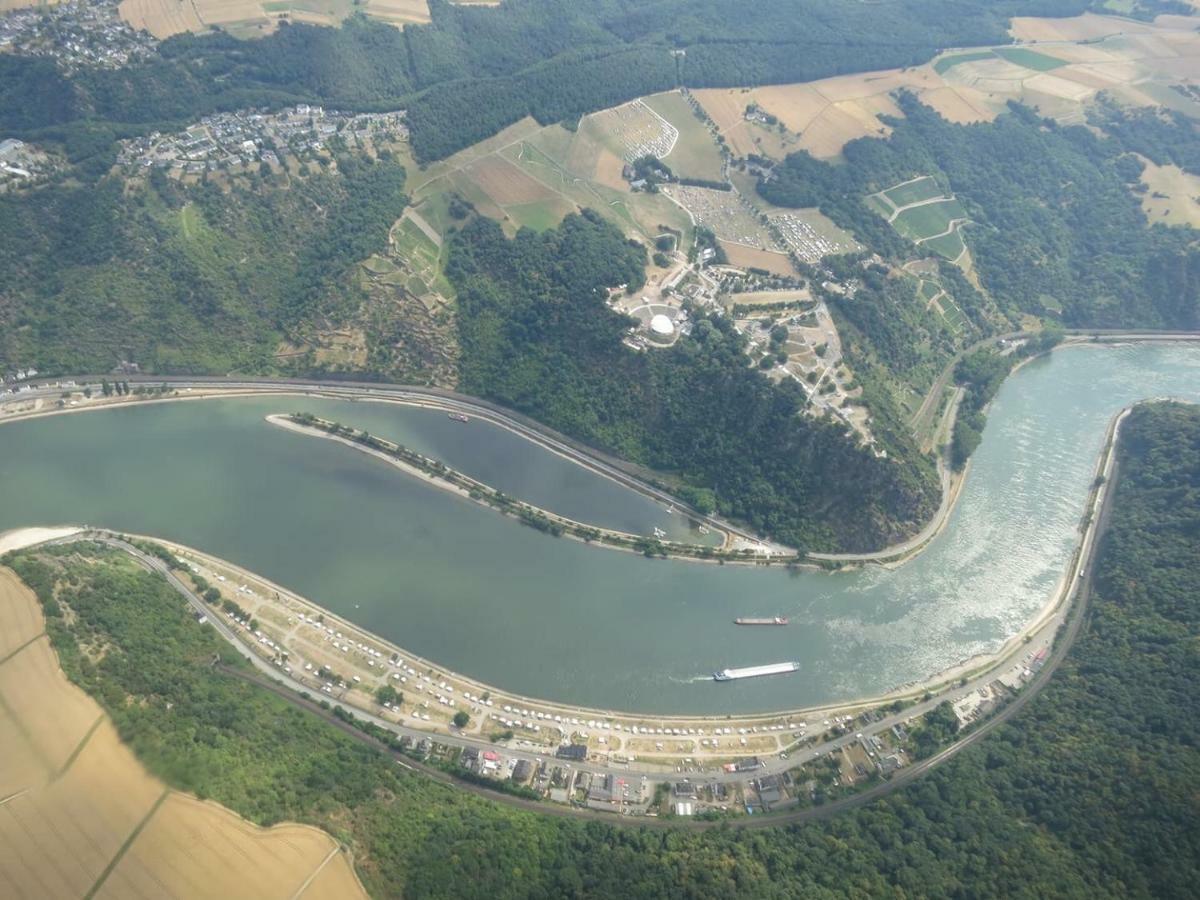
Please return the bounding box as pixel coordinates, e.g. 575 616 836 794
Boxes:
882 176 945 209
933 51 995 75
864 194 894 219
893 199 966 242
923 228 967 261
993 47 1067 71
507 127 695 243
505 198 572 232
643 91 726 182
391 215 453 299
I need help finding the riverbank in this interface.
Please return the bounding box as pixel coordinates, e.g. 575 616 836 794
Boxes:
270 414 811 568
4 332 1194 569
0 382 797 566
0 381 1123 769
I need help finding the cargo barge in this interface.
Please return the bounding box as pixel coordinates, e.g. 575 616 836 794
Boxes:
734 616 788 626
713 661 800 682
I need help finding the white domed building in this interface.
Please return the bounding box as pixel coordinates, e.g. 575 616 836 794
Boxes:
649 314 675 337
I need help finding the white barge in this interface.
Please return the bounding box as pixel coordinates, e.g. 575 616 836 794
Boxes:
712 661 800 682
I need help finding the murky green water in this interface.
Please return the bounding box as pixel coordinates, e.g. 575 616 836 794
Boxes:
2 343 1196 713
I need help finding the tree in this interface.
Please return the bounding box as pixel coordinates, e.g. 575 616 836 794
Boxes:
452 711 469 728
375 684 400 706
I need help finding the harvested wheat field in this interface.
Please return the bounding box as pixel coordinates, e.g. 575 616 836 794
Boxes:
0 567 44 659
0 700 46 800
96 794 365 900
465 154 556 206
1009 12 1160 43
365 0 431 25
0 720 165 899
718 241 796 276
119 0 205 39
697 66 998 159
0 566 366 900
120 0 426 38
1138 158 1200 227
592 146 629 191
0 635 100 773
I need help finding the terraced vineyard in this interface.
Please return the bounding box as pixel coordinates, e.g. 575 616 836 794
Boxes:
867 176 971 263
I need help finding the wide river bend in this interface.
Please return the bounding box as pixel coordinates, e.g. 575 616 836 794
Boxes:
1 342 1196 714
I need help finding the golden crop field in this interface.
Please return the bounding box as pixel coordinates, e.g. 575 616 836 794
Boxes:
119 0 208 38
694 66 995 161
718 242 796 276
96 794 365 899
691 13 1200 162
1138 158 1200 227
364 0 431 26
0 566 367 900
1009 11 1161 42
0 635 100 774
119 0 428 39
0 568 44 658
465 154 558 206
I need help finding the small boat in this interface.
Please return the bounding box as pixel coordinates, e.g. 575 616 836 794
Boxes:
447 412 469 423
734 616 789 626
653 527 667 539
697 525 710 534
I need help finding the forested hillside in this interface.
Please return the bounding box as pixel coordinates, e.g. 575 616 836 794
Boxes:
0 0 1102 164
449 211 938 551
760 97 1200 330
6 400 1198 898
0 156 406 373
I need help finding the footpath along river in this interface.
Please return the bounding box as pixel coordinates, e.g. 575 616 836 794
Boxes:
1 342 1197 714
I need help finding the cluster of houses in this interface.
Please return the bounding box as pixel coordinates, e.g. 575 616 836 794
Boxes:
0 0 156 72
0 139 52 187
117 105 409 175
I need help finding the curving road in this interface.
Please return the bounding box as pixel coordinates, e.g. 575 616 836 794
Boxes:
37 458 1113 832
12 331 1197 564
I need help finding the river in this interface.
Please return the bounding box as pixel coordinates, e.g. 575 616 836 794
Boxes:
1 342 1196 714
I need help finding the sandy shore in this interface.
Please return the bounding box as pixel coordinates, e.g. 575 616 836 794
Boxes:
0 526 84 556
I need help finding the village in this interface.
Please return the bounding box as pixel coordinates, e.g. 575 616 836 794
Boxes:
117 105 409 175
152 538 1052 822
0 0 156 72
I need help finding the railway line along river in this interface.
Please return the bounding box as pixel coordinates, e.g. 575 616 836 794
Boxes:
1 342 1197 715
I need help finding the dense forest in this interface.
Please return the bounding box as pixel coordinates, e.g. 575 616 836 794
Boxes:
0 0 1105 164
0 155 407 373
448 210 938 551
6 400 1198 898
760 97 1200 330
